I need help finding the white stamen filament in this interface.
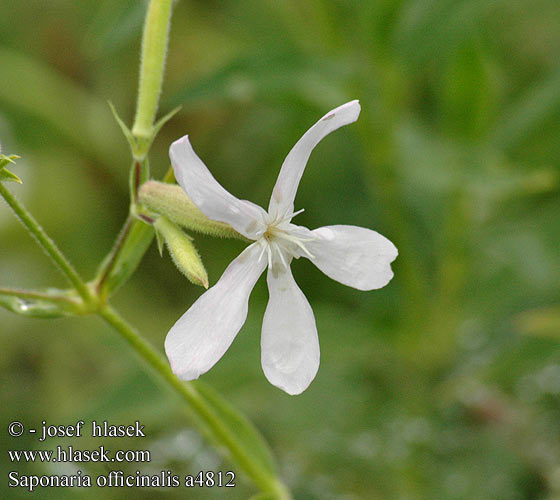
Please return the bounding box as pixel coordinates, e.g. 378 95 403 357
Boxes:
257 242 267 263
258 207 319 269
274 242 288 268
273 231 315 259
267 245 273 269
284 208 305 222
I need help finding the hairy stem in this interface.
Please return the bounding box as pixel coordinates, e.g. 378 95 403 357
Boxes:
132 0 174 139
94 169 177 298
0 182 93 304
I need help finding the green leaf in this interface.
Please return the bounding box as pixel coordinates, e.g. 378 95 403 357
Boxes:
0 154 20 169
152 106 182 140
193 381 278 477
0 288 84 318
0 154 22 184
96 218 155 297
108 102 180 162
0 168 22 184
134 106 182 160
108 101 136 154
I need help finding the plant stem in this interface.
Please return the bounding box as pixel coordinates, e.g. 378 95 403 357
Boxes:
98 305 291 500
94 168 176 298
0 182 93 303
132 0 173 139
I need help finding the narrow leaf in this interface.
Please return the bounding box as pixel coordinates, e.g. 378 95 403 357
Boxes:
0 153 22 183
108 101 137 153
152 106 182 138
96 219 155 297
0 169 23 184
192 381 278 477
0 154 20 169
0 288 83 318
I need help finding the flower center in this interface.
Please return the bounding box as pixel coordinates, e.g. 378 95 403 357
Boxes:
257 210 315 270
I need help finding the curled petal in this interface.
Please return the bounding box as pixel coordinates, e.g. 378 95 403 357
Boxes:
165 243 266 380
261 266 319 395
268 100 361 219
170 136 267 239
305 225 397 291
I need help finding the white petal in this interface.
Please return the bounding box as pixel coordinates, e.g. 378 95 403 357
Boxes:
170 135 267 239
305 225 398 291
268 100 361 219
261 265 319 395
165 243 266 380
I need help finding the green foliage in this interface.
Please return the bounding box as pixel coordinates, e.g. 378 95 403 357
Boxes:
110 101 181 161
94 217 155 298
193 381 278 478
1 0 559 499
0 153 21 184
0 287 85 318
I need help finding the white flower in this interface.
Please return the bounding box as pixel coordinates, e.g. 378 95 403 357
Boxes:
165 100 398 395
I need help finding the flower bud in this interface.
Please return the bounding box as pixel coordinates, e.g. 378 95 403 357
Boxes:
154 215 209 288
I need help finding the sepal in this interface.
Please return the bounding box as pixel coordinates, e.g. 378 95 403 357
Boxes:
108 102 136 154
155 225 165 256
139 181 245 239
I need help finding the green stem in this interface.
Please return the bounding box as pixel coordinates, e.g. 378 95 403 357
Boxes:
0 182 93 304
94 169 176 298
132 0 173 139
98 305 291 500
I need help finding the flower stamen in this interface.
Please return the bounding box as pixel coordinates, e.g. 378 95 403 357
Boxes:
279 208 305 224
257 242 267 263
274 231 315 259
274 242 289 268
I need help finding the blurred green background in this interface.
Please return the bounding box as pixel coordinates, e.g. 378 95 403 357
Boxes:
1 0 559 499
